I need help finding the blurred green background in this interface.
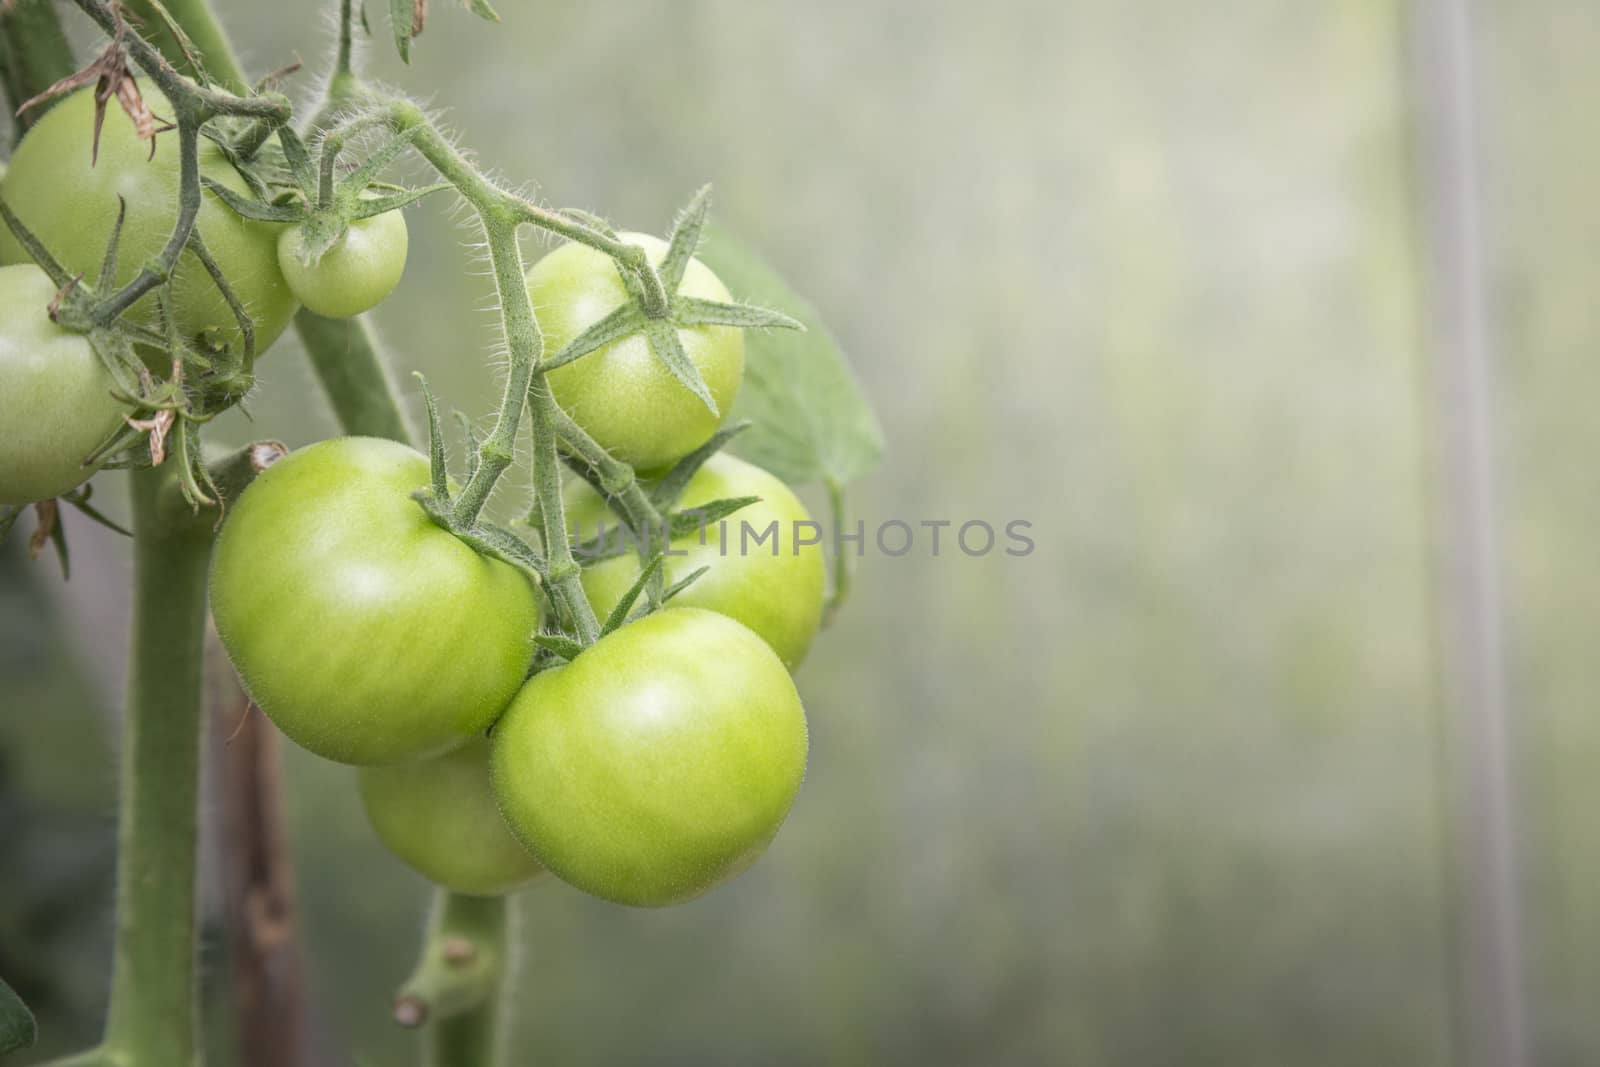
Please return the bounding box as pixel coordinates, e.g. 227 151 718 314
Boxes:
5 0 1599 1063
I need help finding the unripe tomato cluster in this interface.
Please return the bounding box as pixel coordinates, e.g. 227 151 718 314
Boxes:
0 87 824 906
209 243 826 907
0 89 412 507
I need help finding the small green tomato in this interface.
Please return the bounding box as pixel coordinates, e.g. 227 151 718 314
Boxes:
278 209 409 319
360 737 546 896
525 233 744 472
0 264 129 505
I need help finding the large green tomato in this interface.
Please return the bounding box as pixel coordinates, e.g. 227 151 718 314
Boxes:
525 232 743 472
0 264 130 504
565 453 825 668
360 737 545 896
491 608 807 908
210 437 540 766
0 88 297 355
278 208 409 319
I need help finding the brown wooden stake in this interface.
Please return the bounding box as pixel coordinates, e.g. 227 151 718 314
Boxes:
206 629 310 1067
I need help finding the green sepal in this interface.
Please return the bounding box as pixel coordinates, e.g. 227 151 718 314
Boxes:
413 372 449 502
201 178 305 223
0 507 21 545
61 485 133 538
532 633 583 662
675 296 803 332
542 304 641 371
45 504 70 578
277 125 318 191
186 230 256 364
649 420 750 507
642 316 717 416
98 196 128 290
453 521 548 585
454 411 481 483
667 495 759 539
349 183 450 218
340 126 423 194
660 184 711 293
599 553 665 636
466 0 500 22
661 565 709 603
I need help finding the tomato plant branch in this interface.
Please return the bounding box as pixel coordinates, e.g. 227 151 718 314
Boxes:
57 0 290 346
295 309 413 442
393 891 510 1066
37 466 215 1067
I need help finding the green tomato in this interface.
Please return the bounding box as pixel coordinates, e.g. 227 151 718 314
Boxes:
360 737 545 896
0 87 297 355
565 453 825 668
0 264 130 505
491 608 808 908
210 437 540 766
278 209 409 319
525 232 743 472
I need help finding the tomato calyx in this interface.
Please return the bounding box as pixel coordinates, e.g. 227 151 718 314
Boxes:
0 199 252 510
406 372 550 592
538 186 804 419
205 119 445 269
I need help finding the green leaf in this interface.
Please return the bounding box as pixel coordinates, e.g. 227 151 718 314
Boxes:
0 975 36 1054
696 226 883 487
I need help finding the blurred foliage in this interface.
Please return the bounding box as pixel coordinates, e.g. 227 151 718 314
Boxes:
4 0 1599 1064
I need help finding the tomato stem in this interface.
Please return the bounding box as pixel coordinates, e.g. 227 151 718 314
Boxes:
295 309 414 442
393 891 512 1065
34 467 215 1067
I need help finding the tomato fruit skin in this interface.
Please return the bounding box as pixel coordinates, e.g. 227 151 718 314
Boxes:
278 209 409 319
210 437 540 766
360 736 545 895
525 232 743 472
491 608 807 907
0 264 130 505
0 88 297 355
565 453 826 668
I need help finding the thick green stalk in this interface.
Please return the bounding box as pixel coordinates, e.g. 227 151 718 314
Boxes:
392 892 509 1067
295 310 412 443
122 0 248 92
105 465 215 1063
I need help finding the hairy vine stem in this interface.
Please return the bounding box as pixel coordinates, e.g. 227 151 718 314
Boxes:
61 0 290 338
